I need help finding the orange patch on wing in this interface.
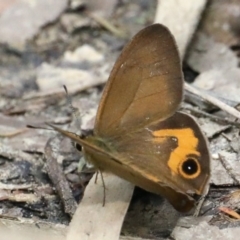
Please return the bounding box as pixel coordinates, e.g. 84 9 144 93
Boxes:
152 128 200 175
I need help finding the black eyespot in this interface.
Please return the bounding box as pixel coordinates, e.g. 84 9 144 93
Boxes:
75 143 82 152
181 158 198 175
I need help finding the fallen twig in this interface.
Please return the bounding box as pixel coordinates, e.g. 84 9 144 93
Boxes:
185 83 240 120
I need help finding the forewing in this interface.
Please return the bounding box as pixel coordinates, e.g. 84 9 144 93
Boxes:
95 24 183 137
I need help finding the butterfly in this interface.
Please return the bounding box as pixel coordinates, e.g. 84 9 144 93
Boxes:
49 23 210 212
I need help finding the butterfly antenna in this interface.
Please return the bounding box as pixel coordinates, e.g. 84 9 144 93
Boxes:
63 85 82 135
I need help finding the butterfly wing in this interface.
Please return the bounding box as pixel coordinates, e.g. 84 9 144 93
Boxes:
109 112 210 211
49 112 210 212
95 24 183 137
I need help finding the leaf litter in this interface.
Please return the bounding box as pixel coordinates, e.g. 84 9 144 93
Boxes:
1 0 240 239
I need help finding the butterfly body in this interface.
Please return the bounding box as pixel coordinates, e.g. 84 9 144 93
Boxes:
50 24 210 212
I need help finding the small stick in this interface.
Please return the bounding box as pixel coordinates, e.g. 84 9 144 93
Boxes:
185 83 240 120
87 11 127 38
27 125 52 131
218 154 240 185
184 107 240 128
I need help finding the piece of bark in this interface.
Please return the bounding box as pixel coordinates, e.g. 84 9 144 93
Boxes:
45 137 77 217
0 218 66 240
154 0 207 57
0 0 68 49
66 173 134 240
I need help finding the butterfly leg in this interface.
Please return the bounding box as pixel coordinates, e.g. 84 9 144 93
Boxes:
99 171 106 206
78 158 106 206
94 171 106 206
193 185 210 216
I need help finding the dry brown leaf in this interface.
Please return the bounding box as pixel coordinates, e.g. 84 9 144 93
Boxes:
219 207 240 219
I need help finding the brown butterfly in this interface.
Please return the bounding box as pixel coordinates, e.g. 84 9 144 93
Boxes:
49 24 210 212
